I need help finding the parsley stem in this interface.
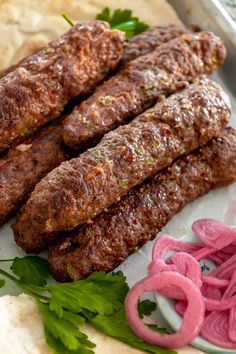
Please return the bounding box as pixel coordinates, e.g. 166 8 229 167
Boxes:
0 267 49 302
0 268 20 284
62 13 74 27
0 258 14 262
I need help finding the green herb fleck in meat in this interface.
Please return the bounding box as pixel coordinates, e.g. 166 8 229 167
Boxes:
146 156 155 165
118 179 129 188
152 140 160 149
98 95 113 106
146 112 157 120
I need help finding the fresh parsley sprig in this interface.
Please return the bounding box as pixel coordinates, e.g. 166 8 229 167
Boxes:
62 8 149 38
0 256 176 354
96 7 149 37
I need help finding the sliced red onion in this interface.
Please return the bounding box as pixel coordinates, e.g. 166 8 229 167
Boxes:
211 254 236 280
222 270 236 299
190 246 216 261
201 311 236 349
152 235 202 261
229 306 236 343
192 219 236 250
149 252 202 300
201 274 229 288
204 295 236 311
126 217 236 350
175 301 187 316
125 271 205 349
201 283 222 300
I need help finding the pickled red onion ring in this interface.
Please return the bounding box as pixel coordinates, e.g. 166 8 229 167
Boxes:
192 219 236 249
201 284 222 300
190 246 216 261
201 311 236 349
211 254 236 279
222 270 236 299
152 235 202 261
148 253 202 300
229 306 236 343
175 301 187 316
125 271 205 349
126 218 236 350
201 274 229 288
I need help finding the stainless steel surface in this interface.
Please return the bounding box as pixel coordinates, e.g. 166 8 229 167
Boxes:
168 0 236 111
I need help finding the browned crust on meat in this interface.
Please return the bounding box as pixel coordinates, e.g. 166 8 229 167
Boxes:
48 127 236 282
122 24 190 64
63 31 226 151
0 25 188 227
0 124 68 226
12 78 231 253
0 21 124 152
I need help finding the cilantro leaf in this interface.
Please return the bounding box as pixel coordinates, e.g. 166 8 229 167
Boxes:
11 256 49 286
109 9 132 26
138 299 157 319
45 330 94 354
48 272 128 317
96 7 110 22
38 301 95 352
0 279 5 288
96 8 149 37
91 309 177 354
0 256 172 354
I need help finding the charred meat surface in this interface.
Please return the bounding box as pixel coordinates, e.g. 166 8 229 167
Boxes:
12 78 231 253
0 124 69 226
48 127 236 282
0 25 189 226
0 21 124 152
63 31 226 150
121 24 190 65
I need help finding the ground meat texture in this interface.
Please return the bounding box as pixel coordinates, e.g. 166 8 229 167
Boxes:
0 124 68 226
0 21 124 152
12 78 231 253
0 25 190 227
121 24 190 65
48 127 236 282
62 31 226 151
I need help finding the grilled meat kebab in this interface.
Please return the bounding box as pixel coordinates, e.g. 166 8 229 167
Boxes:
0 21 124 152
63 31 226 150
0 25 190 225
0 124 68 226
49 127 236 281
13 78 231 253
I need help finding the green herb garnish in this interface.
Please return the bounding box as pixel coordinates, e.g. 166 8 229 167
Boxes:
62 13 75 27
62 8 149 37
96 7 149 37
0 256 176 354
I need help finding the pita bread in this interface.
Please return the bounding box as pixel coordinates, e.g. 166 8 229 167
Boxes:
0 0 182 69
0 294 205 354
0 1 205 353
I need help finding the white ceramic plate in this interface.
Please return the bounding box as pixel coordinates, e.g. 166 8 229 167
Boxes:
155 232 236 354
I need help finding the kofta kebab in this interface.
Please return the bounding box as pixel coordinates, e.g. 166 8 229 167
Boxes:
0 21 234 281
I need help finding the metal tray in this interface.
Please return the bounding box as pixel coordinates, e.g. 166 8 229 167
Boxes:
168 0 236 111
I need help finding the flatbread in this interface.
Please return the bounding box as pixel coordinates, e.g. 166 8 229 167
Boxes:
0 0 182 69
0 294 204 354
0 1 204 353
